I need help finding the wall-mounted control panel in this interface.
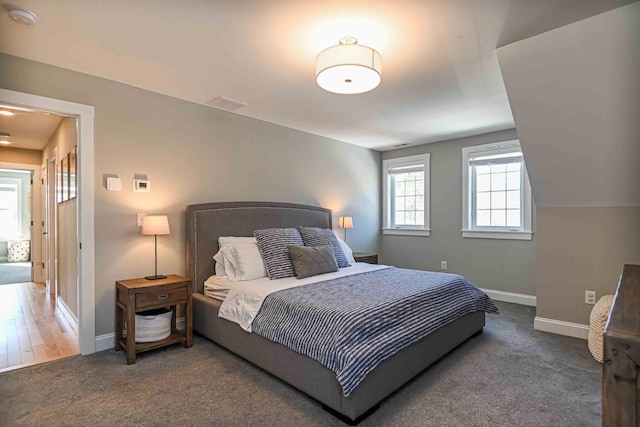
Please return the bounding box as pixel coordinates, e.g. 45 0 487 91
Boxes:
106 177 122 191
133 179 151 193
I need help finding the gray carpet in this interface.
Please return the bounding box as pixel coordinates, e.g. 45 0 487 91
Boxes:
0 262 31 285
0 302 601 426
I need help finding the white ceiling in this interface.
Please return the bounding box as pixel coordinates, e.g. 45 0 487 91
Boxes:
0 107 63 150
0 0 634 151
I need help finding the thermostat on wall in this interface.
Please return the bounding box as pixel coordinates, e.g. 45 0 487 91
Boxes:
133 179 151 193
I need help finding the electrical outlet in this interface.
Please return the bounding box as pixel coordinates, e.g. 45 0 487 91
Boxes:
585 290 596 305
441 261 447 270
136 213 147 227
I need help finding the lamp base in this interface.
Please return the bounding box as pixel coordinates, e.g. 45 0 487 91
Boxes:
145 275 167 281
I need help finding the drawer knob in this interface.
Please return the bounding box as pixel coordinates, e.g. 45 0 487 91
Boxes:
157 293 169 300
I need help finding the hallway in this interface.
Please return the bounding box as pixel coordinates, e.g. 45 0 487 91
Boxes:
0 281 78 372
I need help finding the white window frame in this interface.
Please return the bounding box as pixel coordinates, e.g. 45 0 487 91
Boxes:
382 153 430 236
461 140 533 241
0 177 22 240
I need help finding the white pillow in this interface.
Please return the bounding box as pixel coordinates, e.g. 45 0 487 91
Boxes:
337 237 356 264
220 242 267 281
213 236 258 277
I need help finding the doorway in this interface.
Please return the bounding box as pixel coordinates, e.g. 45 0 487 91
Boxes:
0 109 80 371
0 168 34 285
0 89 95 357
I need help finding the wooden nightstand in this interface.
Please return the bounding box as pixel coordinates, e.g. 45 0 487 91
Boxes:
353 253 378 264
115 274 193 364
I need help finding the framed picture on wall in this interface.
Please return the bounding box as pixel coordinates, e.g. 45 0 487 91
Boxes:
57 158 63 204
61 154 68 202
69 147 77 200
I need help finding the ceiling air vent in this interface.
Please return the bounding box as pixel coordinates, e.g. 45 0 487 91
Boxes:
206 96 246 112
393 143 410 148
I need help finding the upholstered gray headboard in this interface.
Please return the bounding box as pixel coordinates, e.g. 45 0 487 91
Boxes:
186 201 332 293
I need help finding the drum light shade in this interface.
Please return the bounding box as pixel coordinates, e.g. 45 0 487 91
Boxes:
316 37 382 95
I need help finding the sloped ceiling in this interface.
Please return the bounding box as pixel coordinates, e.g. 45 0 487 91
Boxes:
0 0 635 151
497 2 640 208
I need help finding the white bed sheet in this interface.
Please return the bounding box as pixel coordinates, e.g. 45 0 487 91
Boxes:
219 262 389 332
203 275 234 301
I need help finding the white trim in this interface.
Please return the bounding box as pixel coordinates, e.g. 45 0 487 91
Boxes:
534 316 589 340
382 228 431 236
56 296 79 334
462 229 533 241
382 153 430 234
0 89 96 355
95 317 187 352
461 140 533 239
479 288 536 306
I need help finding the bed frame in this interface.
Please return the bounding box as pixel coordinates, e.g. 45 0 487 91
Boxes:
186 201 485 424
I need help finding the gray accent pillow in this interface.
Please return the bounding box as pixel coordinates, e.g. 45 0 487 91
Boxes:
298 226 350 268
287 245 338 279
254 228 303 279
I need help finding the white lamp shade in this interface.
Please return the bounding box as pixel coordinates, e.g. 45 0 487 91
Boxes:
316 39 382 95
338 216 354 229
141 215 171 236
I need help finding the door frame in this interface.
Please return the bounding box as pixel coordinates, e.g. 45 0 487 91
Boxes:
0 164 41 282
0 88 96 356
42 149 58 297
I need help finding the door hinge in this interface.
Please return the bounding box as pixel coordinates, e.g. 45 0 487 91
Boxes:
30 220 34 226
41 178 44 185
30 179 33 185
42 220 45 227
79 242 82 250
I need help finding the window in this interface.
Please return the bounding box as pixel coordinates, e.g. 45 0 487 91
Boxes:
462 140 532 240
0 179 22 240
382 153 430 236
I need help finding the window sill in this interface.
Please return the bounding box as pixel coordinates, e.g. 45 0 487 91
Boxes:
382 228 431 237
461 229 532 241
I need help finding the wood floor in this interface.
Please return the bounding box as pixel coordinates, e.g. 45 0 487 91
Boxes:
0 281 78 373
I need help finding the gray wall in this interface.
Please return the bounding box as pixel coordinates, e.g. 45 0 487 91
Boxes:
536 207 640 324
0 147 42 165
497 3 640 325
380 129 536 296
0 53 380 336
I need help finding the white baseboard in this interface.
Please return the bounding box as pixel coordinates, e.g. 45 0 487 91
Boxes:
95 317 186 352
56 296 78 334
534 316 589 340
479 288 536 307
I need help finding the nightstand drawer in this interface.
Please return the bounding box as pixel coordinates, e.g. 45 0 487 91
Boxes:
136 287 187 309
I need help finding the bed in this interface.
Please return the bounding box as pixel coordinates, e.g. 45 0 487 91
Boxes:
187 201 495 424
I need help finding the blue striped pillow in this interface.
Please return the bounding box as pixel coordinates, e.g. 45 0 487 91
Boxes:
254 228 304 279
298 227 351 268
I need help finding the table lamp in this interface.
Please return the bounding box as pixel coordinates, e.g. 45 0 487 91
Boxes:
141 215 170 280
338 216 353 244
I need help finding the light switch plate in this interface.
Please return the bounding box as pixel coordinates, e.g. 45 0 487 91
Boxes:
137 213 147 227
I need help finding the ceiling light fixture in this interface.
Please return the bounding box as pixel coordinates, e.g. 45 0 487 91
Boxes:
316 36 382 95
0 110 15 116
4 5 38 25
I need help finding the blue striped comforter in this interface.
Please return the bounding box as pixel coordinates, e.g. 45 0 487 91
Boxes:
251 267 498 396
